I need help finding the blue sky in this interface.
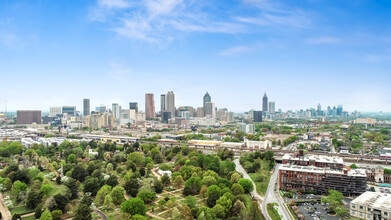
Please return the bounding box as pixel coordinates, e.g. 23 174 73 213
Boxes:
0 0 390 113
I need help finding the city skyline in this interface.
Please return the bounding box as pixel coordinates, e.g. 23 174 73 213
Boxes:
1 0 391 112
0 91 378 114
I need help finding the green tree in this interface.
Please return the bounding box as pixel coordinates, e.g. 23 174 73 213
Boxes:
202 176 217 187
121 198 147 216
94 185 112 206
67 154 76 163
350 164 358 169
153 180 163 193
110 186 126 205
231 183 244 195
51 210 62 220
161 174 170 186
74 204 92 220
124 178 141 197
127 152 144 166
182 196 198 209
137 190 156 204
40 184 53 196
206 185 221 208
183 177 202 196
12 180 28 195
321 190 344 211
238 178 254 193
83 177 100 196
26 190 43 210
232 200 246 217
71 164 88 182
40 209 52 220
173 176 184 188
212 204 225 219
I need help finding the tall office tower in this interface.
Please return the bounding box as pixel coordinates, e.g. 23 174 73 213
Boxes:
203 92 211 115
268 102 276 114
145 93 156 119
17 110 42 124
50 107 61 116
204 102 216 118
112 103 121 120
262 93 268 113
166 91 176 117
160 94 166 112
196 107 204 117
129 102 138 112
327 106 331 116
317 104 322 112
83 99 90 116
95 105 106 113
62 106 76 116
337 105 343 116
228 112 235 122
161 111 171 123
253 111 263 122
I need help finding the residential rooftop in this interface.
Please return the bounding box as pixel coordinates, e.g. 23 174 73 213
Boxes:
351 191 391 211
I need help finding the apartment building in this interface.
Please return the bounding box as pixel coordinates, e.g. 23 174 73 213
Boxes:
350 191 391 220
279 164 367 196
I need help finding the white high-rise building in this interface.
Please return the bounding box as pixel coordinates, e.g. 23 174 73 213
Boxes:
166 91 176 117
112 103 121 120
239 123 255 133
268 102 276 114
49 107 61 117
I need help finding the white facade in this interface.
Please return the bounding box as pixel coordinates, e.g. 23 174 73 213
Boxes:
245 139 272 149
239 123 255 133
50 107 62 116
350 192 391 220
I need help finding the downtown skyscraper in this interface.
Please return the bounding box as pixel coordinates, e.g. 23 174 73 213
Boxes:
166 91 175 117
83 99 90 116
262 93 268 113
145 93 156 119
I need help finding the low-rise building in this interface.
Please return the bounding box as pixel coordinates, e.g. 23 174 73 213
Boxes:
244 139 272 149
282 152 344 169
350 191 391 220
279 164 367 196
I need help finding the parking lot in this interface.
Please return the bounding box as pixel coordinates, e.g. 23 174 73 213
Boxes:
297 203 339 220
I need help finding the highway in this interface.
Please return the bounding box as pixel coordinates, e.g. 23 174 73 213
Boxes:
262 164 292 220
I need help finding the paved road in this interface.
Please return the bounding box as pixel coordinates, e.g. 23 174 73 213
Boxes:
262 164 292 220
233 159 264 203
0 193 11 220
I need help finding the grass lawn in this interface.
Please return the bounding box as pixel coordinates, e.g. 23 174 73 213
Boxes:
10 205 31 215
267 203 282 220
49 182 68 196
21 215 36 220
249 159 272 197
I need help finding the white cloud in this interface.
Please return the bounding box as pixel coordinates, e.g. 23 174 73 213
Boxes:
90 0 313 44
219 46 250 56
306 36 340 44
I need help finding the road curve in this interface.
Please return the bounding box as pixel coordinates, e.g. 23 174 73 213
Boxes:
262 164 292 220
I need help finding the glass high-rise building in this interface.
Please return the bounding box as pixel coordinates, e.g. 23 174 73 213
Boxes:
62 106 76 116
83 99 90 116
262 93 268 113
129 102 138 112
203 92 211 116
160 94 166 112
